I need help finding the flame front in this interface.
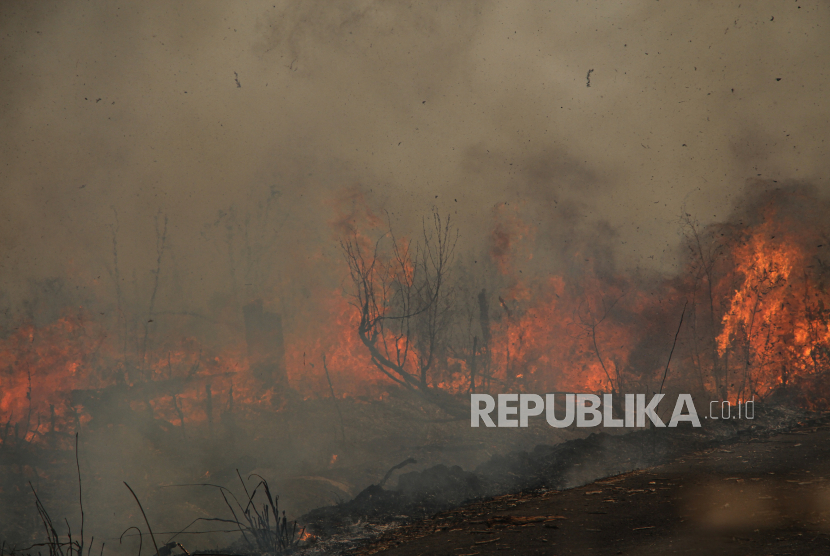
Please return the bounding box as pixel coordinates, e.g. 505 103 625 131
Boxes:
2 186 830 447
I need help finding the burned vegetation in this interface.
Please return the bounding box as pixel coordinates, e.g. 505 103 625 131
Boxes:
2 182 830 555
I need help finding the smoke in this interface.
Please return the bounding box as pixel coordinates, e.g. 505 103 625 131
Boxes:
0 0 827 319
1 0 830 551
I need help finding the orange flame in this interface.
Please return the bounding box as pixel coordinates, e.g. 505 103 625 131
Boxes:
4 188 830 447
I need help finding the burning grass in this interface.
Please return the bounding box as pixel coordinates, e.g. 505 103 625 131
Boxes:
2 182 830 554
3 184 830 453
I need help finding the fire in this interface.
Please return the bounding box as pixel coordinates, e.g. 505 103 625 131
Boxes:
284 291 389 398
711 203 830 405
0 312 102 445
484 276 620 393
717 225 797 357
2 184 830 448
298 530 316 542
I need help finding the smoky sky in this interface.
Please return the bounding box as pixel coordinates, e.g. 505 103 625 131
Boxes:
1 0 828 315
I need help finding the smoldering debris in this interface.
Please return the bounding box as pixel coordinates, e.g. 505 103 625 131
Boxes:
300 400 810 539
0 396 821 556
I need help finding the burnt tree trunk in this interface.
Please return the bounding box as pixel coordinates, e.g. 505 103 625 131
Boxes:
243 300 287 389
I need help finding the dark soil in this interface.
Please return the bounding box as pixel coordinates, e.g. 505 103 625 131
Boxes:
343 415 830 555
298 403 828 555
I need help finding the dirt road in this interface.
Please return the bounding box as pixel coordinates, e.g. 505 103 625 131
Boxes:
352 420 830 555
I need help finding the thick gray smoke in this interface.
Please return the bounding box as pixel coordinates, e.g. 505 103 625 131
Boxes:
2 0 828 316
1 0 829 553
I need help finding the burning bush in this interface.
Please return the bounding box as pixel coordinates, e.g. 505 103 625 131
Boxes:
2 181 830 450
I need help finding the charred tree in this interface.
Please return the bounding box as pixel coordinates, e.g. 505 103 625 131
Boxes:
340 210 464 417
